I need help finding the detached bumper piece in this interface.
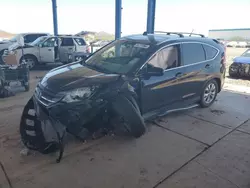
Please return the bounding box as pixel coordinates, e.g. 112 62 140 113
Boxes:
229 63 250 78
20 98 66 163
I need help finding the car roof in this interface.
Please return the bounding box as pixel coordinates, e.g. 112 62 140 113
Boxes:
19 33 50 35
122 33 219 46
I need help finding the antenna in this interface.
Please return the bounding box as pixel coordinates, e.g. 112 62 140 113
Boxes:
189 29 194 36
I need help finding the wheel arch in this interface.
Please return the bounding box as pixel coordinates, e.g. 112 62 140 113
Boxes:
20 54 39 64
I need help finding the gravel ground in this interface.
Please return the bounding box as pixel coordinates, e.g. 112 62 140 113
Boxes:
225 47 250 87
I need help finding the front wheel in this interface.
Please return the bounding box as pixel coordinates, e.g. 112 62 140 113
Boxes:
112 95 146 138
20 55 37 69
200 79 218 108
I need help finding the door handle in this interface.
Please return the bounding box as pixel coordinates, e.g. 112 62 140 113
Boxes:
175 72 183 77
205 64 210 69
48 49 52 51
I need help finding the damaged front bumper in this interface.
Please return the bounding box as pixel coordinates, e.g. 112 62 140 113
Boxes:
33 84 108 136
20 85 108 162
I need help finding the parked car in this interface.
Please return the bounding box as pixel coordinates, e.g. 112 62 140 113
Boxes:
90 40 112 53
226 41 238 48
20 31 226 161
0 33 50 64
3 35 90 69
237 41 247 48
229 48 250 77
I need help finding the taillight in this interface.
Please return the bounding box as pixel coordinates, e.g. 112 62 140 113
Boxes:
221 52 226 65
87 46 91 53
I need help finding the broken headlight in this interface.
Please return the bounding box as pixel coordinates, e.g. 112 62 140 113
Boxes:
62 87 96 103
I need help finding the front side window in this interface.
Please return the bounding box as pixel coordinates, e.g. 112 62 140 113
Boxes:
42 37 56 47
148 45 180 70
85 40 150 74
30 36 48 46
182 43 206 65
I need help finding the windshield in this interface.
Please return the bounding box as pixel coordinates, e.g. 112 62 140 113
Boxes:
241 49 250 57
30 36 48 46
85 39 150 74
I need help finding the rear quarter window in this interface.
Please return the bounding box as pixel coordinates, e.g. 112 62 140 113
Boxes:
202 44 218 60
74 38 86 46
182 43 206 65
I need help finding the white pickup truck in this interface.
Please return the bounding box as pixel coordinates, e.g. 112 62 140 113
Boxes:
0 33 50 64
3 35 90 69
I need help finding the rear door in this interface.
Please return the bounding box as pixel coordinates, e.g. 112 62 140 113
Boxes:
59 37 76 62
140 44 187 113
180 42 219 101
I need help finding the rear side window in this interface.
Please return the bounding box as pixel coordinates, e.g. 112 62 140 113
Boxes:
182 43 206 65
61 38 74 46
202 45 218 60
74 38 86 46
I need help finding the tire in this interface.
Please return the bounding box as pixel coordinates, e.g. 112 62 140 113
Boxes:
21 55 38 69
112 95 146 138
0 49 6 64
24 83 30 91
229 64 239 78
200 79 218 108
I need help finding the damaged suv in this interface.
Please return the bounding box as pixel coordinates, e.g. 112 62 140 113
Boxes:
20 32 226 161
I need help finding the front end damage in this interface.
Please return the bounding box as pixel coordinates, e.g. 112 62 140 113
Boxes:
229 62 250 78
20 77 145 162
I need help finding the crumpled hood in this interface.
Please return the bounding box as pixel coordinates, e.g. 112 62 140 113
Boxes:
8 43 34 51
40 62 120 92
233 56 250 64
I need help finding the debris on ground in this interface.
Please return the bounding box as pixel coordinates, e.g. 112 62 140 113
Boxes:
20 148 30 156
0 87 15 98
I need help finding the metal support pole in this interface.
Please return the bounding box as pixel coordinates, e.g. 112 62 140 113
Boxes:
52 0 58 36
146 0 156 34
115 0 122 39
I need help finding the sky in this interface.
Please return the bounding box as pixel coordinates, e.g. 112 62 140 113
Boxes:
0 0 250 36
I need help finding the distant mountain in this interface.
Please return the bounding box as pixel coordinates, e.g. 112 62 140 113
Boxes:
0 30 14 38
76 30 114 41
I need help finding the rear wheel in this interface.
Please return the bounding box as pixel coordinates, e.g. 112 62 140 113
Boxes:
200 79 218 108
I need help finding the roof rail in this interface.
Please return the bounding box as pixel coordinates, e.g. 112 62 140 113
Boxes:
155 31 185 37
143 31 205 38
143 31 184 37
57 34 74 36
177 32 205 37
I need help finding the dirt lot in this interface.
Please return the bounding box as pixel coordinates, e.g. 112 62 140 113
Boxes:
1 47 250 188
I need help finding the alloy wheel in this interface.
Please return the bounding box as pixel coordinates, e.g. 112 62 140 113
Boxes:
203 83 216 104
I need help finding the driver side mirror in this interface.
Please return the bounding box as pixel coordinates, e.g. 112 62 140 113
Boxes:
140 65 164 79
147 66 164 76
38 44 43 48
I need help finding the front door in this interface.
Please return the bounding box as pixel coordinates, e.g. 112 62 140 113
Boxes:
39 37 56 63
140 44 187 114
